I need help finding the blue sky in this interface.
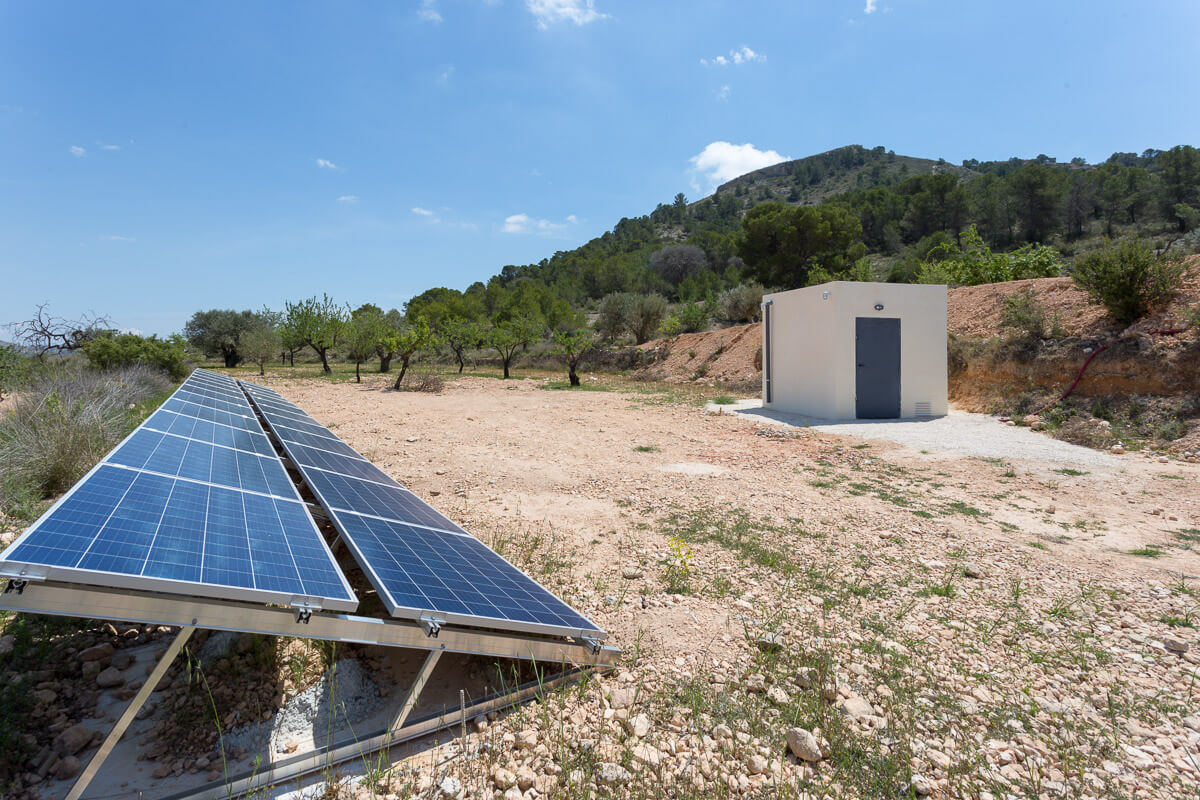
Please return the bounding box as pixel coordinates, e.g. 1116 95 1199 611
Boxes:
2 0 1198 336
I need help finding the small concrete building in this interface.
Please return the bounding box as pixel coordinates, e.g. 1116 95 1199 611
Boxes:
761 281 948 420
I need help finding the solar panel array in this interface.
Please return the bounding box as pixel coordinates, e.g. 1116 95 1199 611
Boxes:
0 370 357 611
241 380 604 640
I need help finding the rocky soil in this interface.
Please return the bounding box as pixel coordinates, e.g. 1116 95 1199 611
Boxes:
2 374 1198 799
267 375 1197 799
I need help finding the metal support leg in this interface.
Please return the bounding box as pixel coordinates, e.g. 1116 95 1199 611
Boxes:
66 626 196 800
388 649 441 734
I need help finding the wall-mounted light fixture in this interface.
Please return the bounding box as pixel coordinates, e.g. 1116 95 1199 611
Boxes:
874 303 885 311
822 292 831 301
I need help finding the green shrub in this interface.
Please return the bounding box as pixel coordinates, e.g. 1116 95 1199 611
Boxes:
918 225 1062 285
0 364 172 511
1000 288 1058 341
717 283 764 323
1071 239 1186 325
82 332 189 380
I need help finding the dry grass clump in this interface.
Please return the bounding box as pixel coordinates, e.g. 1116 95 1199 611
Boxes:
397 369 445 393
0 363 172 517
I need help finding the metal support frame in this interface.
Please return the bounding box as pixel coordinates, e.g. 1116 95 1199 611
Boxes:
159 666 594 800
0 582 619 666
389 649 442 733
0 582 619 798
65 626 196 800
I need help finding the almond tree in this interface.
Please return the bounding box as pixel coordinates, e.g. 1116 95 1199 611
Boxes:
487 317 542 379
387 318 436 389
552 328 595 386
283 294 347 374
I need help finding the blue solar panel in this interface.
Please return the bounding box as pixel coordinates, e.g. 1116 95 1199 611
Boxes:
304 469 466 534
240 378 604 638
109 429 296 499
336 514 598 633
143 410 277 457
270 423 364 459
0 370 357 611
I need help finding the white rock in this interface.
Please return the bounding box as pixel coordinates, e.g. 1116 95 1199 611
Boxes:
492 767 517 790
911 774 934 795
786 728 823 762
596 762 631 785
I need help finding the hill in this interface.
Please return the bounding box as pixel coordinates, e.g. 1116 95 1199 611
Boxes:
710 145 978 208
451 143 1199 310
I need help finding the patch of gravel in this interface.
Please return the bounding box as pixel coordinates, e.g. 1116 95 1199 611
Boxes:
222 658 383 755
717 401 1118 470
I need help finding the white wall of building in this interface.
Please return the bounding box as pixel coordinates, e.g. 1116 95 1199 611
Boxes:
762 281 948 420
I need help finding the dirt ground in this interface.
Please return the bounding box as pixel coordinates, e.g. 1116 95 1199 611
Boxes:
254 374 1200 799
8 373 1200 799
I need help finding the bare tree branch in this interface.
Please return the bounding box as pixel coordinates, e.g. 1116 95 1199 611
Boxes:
8 303 112 360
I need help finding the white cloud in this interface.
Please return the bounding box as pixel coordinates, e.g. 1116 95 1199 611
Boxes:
98 142 120 150
864 0 877 12
418 0 442 23
315 158 338 169
437 65 455 86
702 46 765 67
527 0 608 29
716 84 731 101
100 234 136 242
69 145 86 157
689 141 788 190
502 212 576 234
337 195 358 203
411 207 436 216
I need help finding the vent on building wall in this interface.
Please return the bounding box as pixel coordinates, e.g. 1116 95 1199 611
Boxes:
914 401 933 418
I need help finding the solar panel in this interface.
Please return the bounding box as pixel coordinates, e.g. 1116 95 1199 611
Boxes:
0 370 357 611
240 380 604 639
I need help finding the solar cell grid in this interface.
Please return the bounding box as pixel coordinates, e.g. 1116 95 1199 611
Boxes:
260 412 344 441
336 514 599 635
161 398 261 431
0 370 357 611
239 377 604 638
143 410 277 458
285 443 392 485
302 469 464 533
270 424 365 459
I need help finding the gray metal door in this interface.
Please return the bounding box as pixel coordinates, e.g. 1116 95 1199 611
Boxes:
855 317 900 419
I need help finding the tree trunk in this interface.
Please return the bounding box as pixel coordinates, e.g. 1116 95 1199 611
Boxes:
259 360 265 376
393 357 410 390
379 354 392 373
288 349 295 367
223 351 238 368
455 350 465 374
318 348 331 374
502 358 511 379
568 365 579 386
355 361 361 383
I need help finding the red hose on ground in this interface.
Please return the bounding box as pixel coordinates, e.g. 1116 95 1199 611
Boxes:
1029 328 1187 417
